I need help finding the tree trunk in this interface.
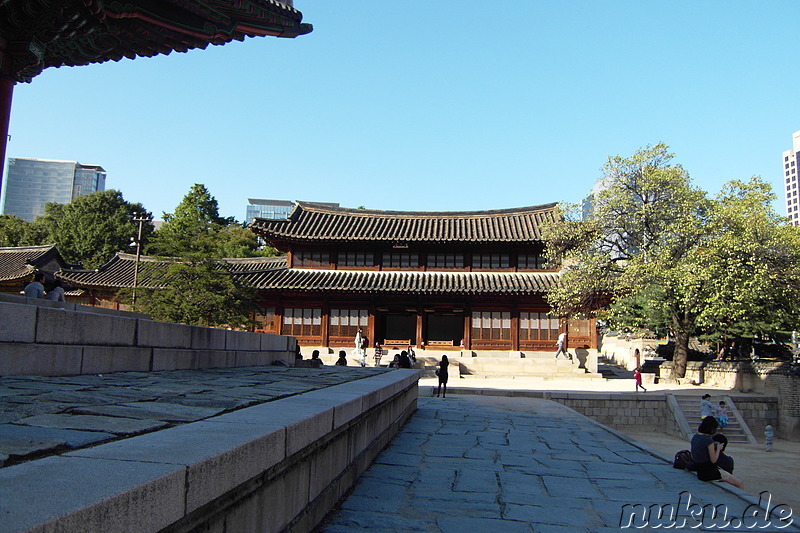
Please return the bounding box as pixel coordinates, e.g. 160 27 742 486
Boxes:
672 328 689 378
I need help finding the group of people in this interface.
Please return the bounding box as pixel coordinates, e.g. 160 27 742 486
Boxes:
684 393 777 489
699 393 730 428
23 272 65 302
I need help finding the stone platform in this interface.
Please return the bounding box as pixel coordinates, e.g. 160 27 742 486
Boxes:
0 366 420 532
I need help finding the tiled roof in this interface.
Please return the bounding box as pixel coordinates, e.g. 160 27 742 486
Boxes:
57 251 557 295
57 253 288 289
2 0 312 83
237 268 560 295
250 203 558 244
0 245 64 282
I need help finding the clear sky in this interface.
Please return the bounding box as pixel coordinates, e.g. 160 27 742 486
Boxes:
4 1 799 221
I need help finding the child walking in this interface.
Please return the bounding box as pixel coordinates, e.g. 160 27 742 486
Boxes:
634 367 646 392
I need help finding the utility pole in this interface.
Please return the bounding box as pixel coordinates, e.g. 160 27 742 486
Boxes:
131 214 148 308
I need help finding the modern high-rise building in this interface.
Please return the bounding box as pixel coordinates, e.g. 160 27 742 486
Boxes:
0 158 106 222
245 199 339 223
783 131 800 226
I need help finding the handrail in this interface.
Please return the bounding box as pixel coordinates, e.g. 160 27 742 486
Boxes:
724 395 758 445
666 393 693 440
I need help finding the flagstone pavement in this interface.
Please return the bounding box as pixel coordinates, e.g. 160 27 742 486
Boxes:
319 395 799 533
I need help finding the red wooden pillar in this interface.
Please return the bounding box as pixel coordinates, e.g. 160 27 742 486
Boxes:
511 310 520 352
415 312 423 347
463 311 471 351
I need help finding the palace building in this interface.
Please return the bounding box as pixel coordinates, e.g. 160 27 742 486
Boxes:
50 202 596 357
248 202 596 354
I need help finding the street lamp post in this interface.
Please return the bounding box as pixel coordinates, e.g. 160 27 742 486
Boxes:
131 214 148 308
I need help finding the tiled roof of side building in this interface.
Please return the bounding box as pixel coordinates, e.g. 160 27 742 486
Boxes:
57 253 288 289
250 202 559 244
0 245 65 281
236 268 560 295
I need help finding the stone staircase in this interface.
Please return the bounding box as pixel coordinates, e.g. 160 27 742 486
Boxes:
670 394 756 445
415 351 603 381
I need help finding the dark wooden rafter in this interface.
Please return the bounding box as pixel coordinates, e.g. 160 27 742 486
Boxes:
0 0 312 83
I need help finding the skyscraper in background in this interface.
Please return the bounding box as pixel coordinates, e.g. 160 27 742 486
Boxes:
783 131 800 226
0 158 106 222
245 199 339 223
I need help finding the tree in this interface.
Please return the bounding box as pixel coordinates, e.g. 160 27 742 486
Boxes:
0 214 48 247
543 144 800 377
35 190 153 268
147 183 275 259
136 260 257 327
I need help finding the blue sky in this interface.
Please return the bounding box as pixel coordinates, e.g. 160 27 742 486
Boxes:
4 1 799 221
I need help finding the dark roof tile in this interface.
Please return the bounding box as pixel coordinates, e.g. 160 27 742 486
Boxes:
251 202 558 244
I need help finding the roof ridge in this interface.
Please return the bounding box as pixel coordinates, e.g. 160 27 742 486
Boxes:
294 202 558 218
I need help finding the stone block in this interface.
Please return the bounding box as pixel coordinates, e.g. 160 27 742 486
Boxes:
136 320 192 348
0 455 185 533
67 419 286 514
81 346 152 374
0 343 82 376
226 330 261 351
214 398 334 457
0 301 37 343
153 349 211 371
235 351 268 367
74 304 148 319
299 388 364 429
308 431 350 501
190 326 227 350
260 333 288 351
36 307 137 346
207 350 237 368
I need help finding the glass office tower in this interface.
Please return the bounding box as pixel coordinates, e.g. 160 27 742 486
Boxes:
1 158 106 221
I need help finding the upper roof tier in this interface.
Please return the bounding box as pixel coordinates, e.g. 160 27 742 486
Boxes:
1 0 312 83
250 202 559 245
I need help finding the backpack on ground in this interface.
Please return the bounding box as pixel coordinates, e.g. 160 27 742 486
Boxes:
673 449 694 470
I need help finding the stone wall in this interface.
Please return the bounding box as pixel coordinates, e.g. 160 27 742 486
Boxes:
599 334 659 370
0 293 296 376
549 393 667 432
661 360 799 440
0 370 420 533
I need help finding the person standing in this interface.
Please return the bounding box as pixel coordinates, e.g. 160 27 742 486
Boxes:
355 328 363 352
555 331 570 361
374 342 383 367
765 425 775 452
634 367 646 392
23 272 45 299
436 355 449 398
699 394 717 421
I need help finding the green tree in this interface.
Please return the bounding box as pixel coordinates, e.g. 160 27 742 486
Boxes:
136 260 257 327
147 183 275 259
34 190 153 268
543 144 800 377
0 214 48 247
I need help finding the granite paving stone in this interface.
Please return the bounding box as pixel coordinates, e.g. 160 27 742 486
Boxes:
71 401 225 422
1 366 385 466
319 395 796 532
16 413 168 435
